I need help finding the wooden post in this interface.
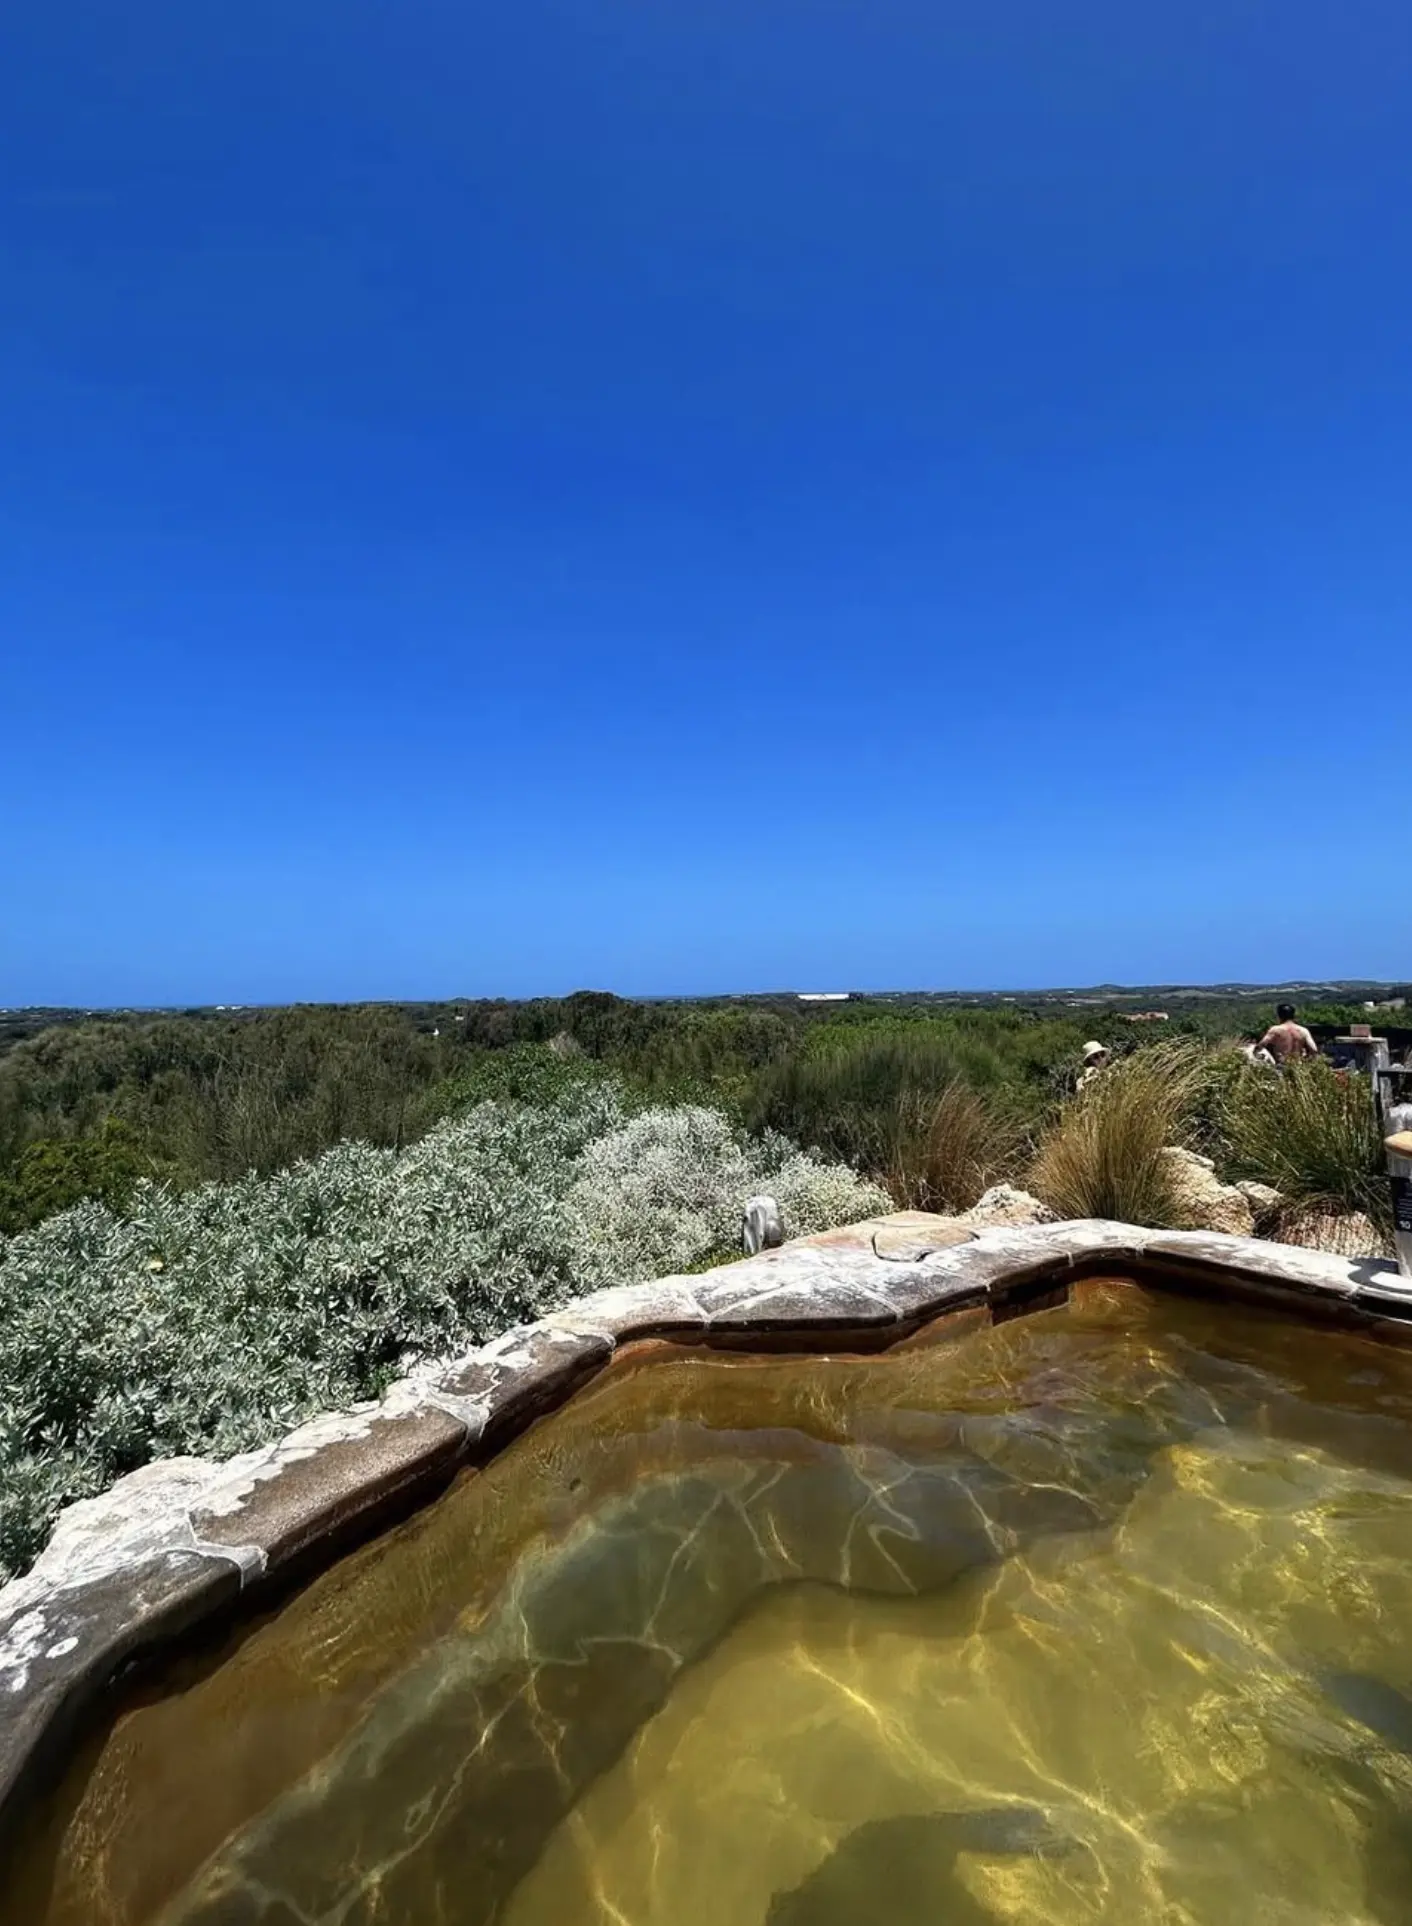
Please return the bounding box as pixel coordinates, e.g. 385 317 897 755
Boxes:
1386 1130 1412 1283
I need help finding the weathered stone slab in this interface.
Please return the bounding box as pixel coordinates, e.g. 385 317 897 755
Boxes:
0 1551 240 1829
539 1278 709 1346
428 1324 615 1458
191 1408 469 1576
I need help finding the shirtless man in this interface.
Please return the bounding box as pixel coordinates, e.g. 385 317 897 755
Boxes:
1256 1003 1319 1064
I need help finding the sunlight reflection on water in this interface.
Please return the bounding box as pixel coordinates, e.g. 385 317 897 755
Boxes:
13 1281 1412 1926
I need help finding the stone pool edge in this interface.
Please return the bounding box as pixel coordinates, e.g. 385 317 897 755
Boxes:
0 1216 1405 1836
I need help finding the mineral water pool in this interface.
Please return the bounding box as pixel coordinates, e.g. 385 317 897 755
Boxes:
11 1278 1412 1926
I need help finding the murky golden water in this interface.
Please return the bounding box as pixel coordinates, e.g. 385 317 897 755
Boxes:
11 1281 1412 1925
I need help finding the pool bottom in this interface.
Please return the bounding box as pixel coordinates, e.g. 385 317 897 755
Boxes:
506 1434 1412 1926
12 1281 1412 1925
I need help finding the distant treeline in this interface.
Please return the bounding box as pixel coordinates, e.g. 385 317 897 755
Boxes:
0 987 1387 1235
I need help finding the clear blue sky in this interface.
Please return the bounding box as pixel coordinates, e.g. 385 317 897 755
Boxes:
3 0 1409 1004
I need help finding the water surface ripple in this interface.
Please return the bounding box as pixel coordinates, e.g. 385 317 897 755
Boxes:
12 1281 1412 1926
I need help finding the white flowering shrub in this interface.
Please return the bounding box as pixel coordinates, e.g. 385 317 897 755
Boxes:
565 1106 888 1285
0 1086 885 1579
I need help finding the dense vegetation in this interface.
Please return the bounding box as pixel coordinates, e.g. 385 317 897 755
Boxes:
3 986 1399 1234
0 993 1075 1230
0 1079 885 1579
1029 1043 1394 1237
1 988 1402 1580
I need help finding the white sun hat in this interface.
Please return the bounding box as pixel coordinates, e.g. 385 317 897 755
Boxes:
1081 1041 1108 1062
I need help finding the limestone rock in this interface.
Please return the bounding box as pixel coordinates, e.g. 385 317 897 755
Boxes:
1274 1211 1387 1260
961 1186 1056 1229
1171 1148 1217 1172
1234 1180 1284 1226
1160 1148 1255 1238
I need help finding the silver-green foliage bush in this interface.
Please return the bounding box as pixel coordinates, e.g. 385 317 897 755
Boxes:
565 1105 890 1286
0 1086 887 1579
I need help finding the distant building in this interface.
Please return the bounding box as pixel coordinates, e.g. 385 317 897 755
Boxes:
1122 1011 1170 1023
798 992 850 1002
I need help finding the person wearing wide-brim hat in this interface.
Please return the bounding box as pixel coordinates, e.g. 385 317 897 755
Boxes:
1077 1040 1110 1092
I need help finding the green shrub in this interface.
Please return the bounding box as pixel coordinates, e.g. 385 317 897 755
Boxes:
0 1119 167 1234
403 1042 615 1131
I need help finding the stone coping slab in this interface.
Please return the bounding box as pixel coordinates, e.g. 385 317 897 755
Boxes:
0 1215 1406 1838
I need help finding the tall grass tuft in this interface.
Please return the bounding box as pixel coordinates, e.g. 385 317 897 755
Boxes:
1029 1044 1208 1226
1221 1059 1388 1232
751 1036 1024 1212
883 1082 1024 1214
